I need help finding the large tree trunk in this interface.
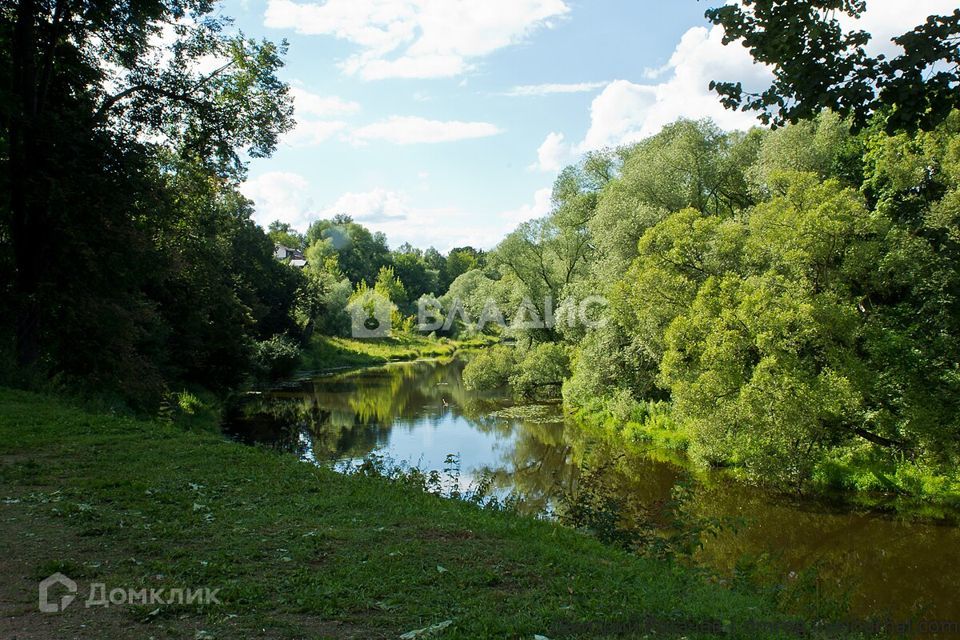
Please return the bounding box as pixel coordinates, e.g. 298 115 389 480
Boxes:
9 0 46 368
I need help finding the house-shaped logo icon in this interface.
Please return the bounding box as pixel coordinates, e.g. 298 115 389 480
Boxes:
38 573 77 613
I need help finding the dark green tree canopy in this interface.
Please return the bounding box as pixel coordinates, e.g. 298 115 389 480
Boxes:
0 0 297 402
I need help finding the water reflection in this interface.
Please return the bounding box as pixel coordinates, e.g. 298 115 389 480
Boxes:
223 358 578 513
223 357 960 626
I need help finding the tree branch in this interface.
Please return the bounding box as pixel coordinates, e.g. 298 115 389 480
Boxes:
93 58 236 123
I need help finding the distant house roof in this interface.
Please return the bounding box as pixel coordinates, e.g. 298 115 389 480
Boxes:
289 259 307 268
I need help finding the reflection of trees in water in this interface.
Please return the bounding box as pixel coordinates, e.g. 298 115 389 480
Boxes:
227 358 582 512
566 434 960 622
686 485 960 620
224 394 381 460
482 419 577 514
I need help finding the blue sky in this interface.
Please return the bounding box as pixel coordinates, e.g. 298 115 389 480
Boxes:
224 0 954 251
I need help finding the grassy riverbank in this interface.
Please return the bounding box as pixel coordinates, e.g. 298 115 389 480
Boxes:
0 387 859 639
299 334 496 372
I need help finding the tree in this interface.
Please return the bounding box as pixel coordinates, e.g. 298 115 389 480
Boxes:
423 247 447 277
747 111 862 192
442 247 483 291
373 265 408 309
661 272 862 491
706 1 960 133
493 159 604 319
536 109 960 492
0 1 294 403
306 216 391 286
509 343 570 399
392 249 439 302
440 269 509 335
267 221 305 250
346 280 396 338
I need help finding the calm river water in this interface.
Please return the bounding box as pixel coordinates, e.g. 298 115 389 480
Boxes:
223 356 960 628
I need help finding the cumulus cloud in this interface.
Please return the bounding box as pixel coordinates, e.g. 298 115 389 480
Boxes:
504 81 607 97
323 188 409 222
240 172 314 230
581 26 770 152
313 187 556 251
499 187 554 226
290 86 360 117
571 0 960 155
350 202 503 251
523 23 767 170
280 87 358 147
530 132 571 172
285 120 349 146
527 0 958 173
264 0 569 80
351 116 502 144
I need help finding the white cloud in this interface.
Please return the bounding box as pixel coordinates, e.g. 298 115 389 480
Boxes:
281 87 357 147
323 188 409 222
499 187 553 226
530 132 571 172
355 202 502 251
840 0 959 58
290 86 360 117
264 0 569 80
314 187 555 251
578 80 659 151
578 26 770 152
241 172 314 230
523 20 772 171
504 81 607 97
528 0 958 172
285 120 348 146
567 0 960 155
347 53 466 80
351 116 502 144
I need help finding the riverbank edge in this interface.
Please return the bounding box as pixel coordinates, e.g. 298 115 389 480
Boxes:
567 398 960 518
297 334 497 374
0 386 857 639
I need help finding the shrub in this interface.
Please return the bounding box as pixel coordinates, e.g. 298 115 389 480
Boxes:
253 335 302 380
509 343 570 399
462 345 518 391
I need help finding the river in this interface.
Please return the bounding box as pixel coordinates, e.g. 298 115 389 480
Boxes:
222 356 960 629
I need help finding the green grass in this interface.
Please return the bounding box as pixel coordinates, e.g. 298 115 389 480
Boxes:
811 448 960 516
299 334 496 372
0 386 853 639
571 399 691 453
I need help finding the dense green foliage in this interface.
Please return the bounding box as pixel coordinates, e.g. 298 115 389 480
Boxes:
464 113 960 497
0 0 302 405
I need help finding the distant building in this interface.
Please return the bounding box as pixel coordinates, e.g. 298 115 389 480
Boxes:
274 244 307 268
